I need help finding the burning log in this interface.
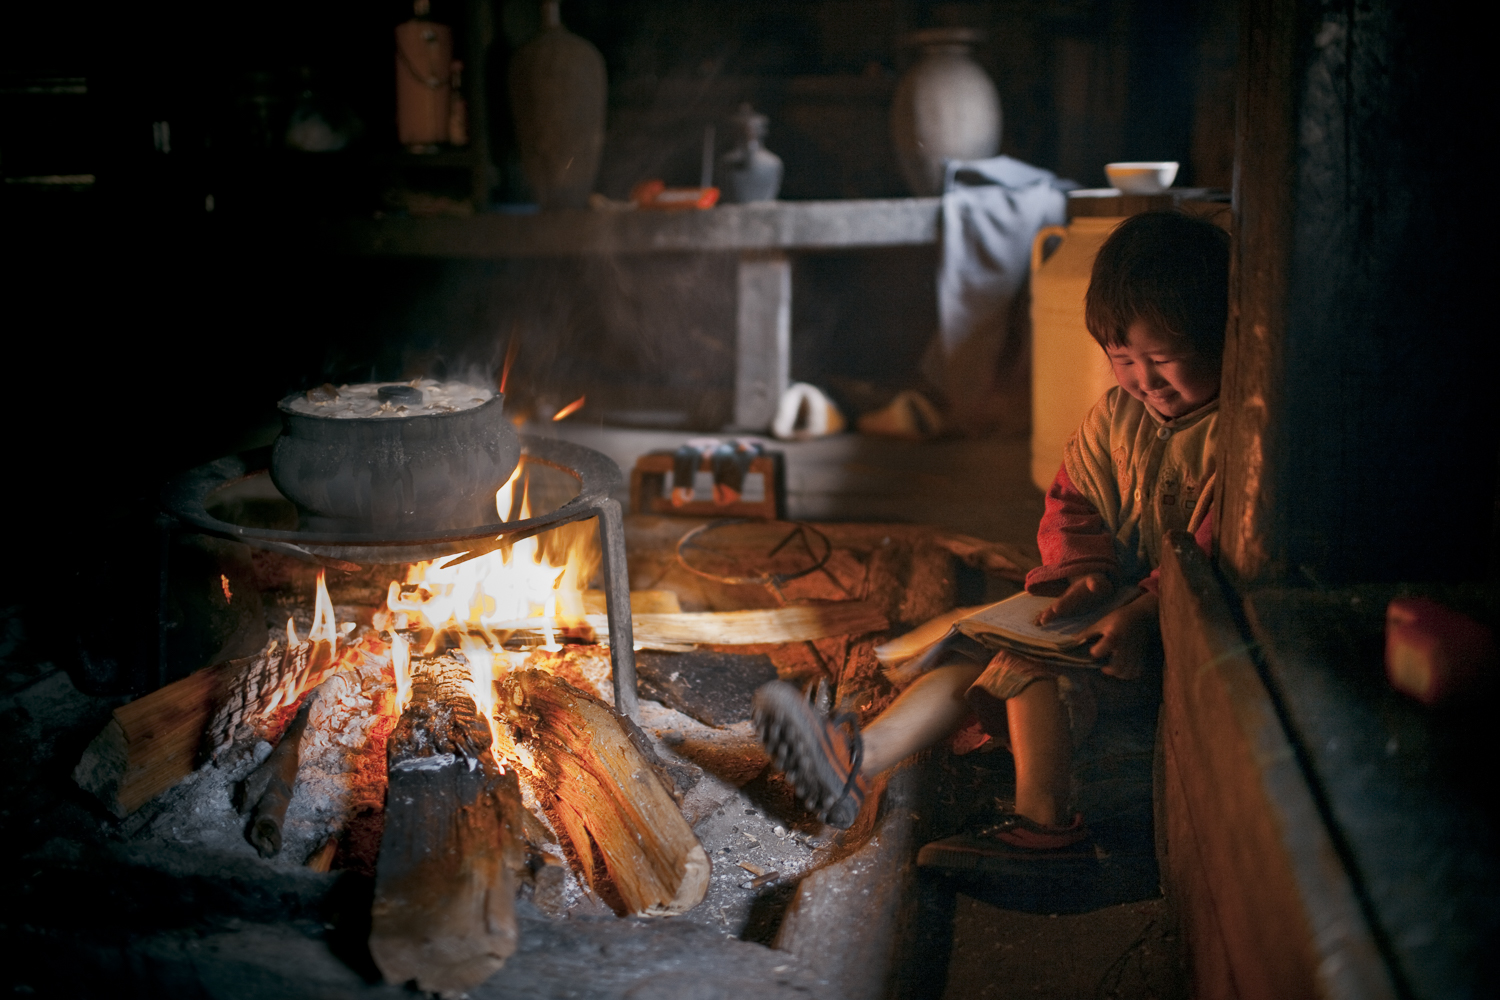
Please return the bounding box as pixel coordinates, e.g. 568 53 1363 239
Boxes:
72 631 340 820
369 651 523 996
237 684 323 858
499 669 709 916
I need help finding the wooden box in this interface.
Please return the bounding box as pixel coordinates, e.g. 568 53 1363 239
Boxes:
630 450 785 520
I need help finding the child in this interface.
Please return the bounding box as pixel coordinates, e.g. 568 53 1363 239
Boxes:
753 211 1231 848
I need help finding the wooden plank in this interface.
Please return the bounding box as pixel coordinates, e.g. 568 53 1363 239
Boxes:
1158 531 1398 1000
499 669 708 916
487 602 888 648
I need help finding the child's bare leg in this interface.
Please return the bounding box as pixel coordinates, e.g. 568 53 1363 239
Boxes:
1007 678 1071 827
861 663 983 776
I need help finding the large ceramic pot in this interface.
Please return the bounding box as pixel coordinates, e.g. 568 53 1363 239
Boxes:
270 388 520 533
890 28 1002 196
508 0 606 209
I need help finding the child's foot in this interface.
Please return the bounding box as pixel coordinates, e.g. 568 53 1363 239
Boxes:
916 813 1093 871
751 680 870 829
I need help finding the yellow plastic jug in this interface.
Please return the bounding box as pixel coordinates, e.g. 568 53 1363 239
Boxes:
1028 216 1125 491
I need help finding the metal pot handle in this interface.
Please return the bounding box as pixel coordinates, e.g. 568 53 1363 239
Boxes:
1031 225 1068 274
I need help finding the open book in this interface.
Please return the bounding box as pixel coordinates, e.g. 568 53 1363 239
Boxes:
875 587 1139 685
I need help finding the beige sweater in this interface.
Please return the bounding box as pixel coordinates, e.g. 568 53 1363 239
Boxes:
1062 387 1218 584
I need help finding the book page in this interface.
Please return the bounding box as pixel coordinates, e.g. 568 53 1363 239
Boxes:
957 587 1139 651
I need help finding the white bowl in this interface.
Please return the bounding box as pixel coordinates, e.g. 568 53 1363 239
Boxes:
1105 161 1179 194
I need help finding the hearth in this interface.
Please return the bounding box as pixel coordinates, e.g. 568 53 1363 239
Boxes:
164 433 640 717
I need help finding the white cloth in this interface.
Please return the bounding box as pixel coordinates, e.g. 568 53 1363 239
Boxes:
934 156 1071 431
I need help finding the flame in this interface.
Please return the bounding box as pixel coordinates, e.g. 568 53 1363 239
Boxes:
309 569 337 646
385 472 597 640
500 325 521 394
220 574 233 603
279 461 597 747
495 464 523 522
391 631 412 715
552 395 586 421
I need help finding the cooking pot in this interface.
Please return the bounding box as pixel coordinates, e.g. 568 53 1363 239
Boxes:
270 387 519 533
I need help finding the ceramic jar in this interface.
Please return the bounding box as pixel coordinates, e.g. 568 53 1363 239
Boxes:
891 28 1002 196
719 104 783 203
508 0 606 209
1028 216 1126 490
395 2 453 148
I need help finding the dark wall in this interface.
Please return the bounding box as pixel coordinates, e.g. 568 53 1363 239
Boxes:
2 0 1235 598
1216 0 1493 585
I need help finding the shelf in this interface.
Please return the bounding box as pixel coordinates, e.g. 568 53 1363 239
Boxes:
332 197 941 258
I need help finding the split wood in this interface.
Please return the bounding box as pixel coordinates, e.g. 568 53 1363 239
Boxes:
486 601 888 649
369 653 523 996
499 669 709 916
73 638 336 817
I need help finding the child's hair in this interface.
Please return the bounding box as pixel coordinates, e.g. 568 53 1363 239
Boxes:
1084 211 1231 354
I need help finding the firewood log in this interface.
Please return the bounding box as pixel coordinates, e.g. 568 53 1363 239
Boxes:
499 669 709 916
486 601 888 650
238 684 323 858
73 656 245 817
933 532 1040 581
369 653 522 996
74 638 337 818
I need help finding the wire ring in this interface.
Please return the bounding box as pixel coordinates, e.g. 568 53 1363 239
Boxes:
674 519 834 590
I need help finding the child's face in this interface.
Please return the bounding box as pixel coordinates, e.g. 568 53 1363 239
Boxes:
1106 321 1221 419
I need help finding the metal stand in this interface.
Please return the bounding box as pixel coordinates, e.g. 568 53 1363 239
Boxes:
163 433 644 719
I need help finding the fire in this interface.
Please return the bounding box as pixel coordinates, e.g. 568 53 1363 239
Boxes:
367 461 601 730
309 569 338 646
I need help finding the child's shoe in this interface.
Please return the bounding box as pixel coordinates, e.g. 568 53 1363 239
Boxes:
916 813 1094 871
751 680 869 828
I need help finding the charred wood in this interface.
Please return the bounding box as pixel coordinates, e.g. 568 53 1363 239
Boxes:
238 684 322 858
369 653 522 997
73 637 337 818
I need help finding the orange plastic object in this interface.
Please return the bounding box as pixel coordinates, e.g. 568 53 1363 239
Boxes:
1385 597 1497 706
630 179 720 210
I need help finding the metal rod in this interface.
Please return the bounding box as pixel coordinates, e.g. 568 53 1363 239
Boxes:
594 497 638 720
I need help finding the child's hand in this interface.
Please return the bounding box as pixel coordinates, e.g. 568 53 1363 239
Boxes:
1035 573 1113 625
1088 591 1160 680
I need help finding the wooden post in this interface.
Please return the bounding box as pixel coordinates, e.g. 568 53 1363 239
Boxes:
369 653 522 996
499 669 709 916
1215 0 1492 586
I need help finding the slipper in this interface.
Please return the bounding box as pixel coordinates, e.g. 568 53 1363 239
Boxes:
917 814 1094 872
752 680 869 828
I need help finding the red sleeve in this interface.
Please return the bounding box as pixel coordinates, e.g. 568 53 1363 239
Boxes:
1139 506 1215 596
1024 464 1119 596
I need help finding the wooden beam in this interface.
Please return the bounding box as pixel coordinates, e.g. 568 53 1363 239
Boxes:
499 669 708 916
369 653 523 996
1157 531 1396 999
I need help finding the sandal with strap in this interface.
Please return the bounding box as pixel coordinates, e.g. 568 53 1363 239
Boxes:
752 680 870 829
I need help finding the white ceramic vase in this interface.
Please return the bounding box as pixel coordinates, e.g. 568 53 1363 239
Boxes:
890 28 1002 196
